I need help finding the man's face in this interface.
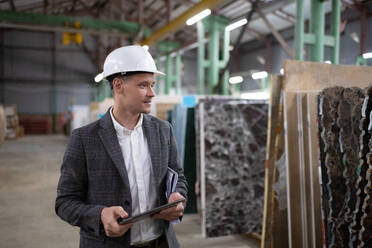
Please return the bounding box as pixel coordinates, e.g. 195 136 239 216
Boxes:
115 73 156 114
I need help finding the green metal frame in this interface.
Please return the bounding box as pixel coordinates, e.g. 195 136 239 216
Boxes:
155 57 164 95
0 10 150 37
356 55 367 66
197 15 230 95
94 80 112 102
157 41 182 95
295 0 341 63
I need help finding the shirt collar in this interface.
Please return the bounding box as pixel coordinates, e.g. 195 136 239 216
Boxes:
110 107 143 136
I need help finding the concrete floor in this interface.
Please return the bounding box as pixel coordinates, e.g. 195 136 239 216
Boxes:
0 135 259 248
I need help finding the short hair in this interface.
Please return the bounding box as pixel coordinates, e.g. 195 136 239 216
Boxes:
106 71 154 89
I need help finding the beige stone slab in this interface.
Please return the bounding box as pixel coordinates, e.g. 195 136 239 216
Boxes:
283 60 372 92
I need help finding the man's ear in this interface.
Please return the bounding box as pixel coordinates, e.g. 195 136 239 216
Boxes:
112 77 122 94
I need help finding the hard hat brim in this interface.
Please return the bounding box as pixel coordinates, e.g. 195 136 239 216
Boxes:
95 70 166 82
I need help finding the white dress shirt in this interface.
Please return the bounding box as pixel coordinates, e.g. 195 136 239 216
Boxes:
110 108 162 245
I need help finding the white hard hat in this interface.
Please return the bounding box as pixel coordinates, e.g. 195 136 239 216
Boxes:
95 45 165 82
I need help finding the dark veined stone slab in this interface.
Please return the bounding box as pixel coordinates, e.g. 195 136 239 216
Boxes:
318 94 332 248
349 86 372 248
335 87 365 247
358 86 372 248
196 98 268 237
318 86 345 248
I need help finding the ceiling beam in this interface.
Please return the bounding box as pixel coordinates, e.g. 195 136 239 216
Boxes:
257 7 294 58
141 0 230 46
272 10 295 25
18 0 70 12
0 22 129 38
246 27 265 40
8 0 16 11
232 0 295 23
138 0 144 24
110 0 136 21
43 0 48 14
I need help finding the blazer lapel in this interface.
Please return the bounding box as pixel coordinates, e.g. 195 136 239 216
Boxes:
143 115 161 185
98 110 131 195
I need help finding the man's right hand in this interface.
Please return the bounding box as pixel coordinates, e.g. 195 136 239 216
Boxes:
101 206 133 237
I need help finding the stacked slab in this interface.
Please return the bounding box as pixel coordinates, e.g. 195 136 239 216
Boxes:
318 86 372 248
195 98 268 237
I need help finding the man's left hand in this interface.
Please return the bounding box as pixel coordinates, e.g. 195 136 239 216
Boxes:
152 192 185 221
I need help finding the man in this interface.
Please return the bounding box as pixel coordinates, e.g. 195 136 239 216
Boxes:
55 45 188 248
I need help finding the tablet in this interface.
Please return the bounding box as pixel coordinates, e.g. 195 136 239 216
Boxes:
117 199 186 225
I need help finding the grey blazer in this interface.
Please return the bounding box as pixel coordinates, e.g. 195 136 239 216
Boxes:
55 110 188 248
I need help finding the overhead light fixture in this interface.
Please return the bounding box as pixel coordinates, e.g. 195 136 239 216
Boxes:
186 9 211 25
252 71 268 80
362 52 372 59
142 45 149 50
229 76 243 84
280 68 284 75
256 55 265 65
324 60 331 64
226 18 248 32
241 91 269 100
94 73 104 83
350 32 360 43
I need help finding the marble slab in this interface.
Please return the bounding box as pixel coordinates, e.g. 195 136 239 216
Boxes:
196 98 268 237
318 86 372 248
335 87 364 247
358 86 372 248
319 86 345 247
318 94 332 247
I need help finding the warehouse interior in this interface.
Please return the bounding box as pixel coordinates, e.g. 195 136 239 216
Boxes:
1 0 372 247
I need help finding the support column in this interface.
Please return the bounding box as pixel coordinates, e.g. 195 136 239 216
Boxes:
175 52 181 95
165 54 172 94
295 0 304 60
157 41 181 95
360 6 367 55
222 28 229 95
197 21 205 95
331 0 340 64
51 32 57 134
0 29 4 104
155 57 163 95
208 16 219 95
197 15 229 95
310 0 325 62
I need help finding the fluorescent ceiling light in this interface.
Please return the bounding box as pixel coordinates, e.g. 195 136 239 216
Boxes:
256 55 265 65
362 52 372 59
226 18 247 31
142 45 149 50
324 60 331 64
229 76 243 84
186 9 211 25
252 71 268 80
350 32 360 43
280 68 284 75
94 73 104 83
241 91 269 100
